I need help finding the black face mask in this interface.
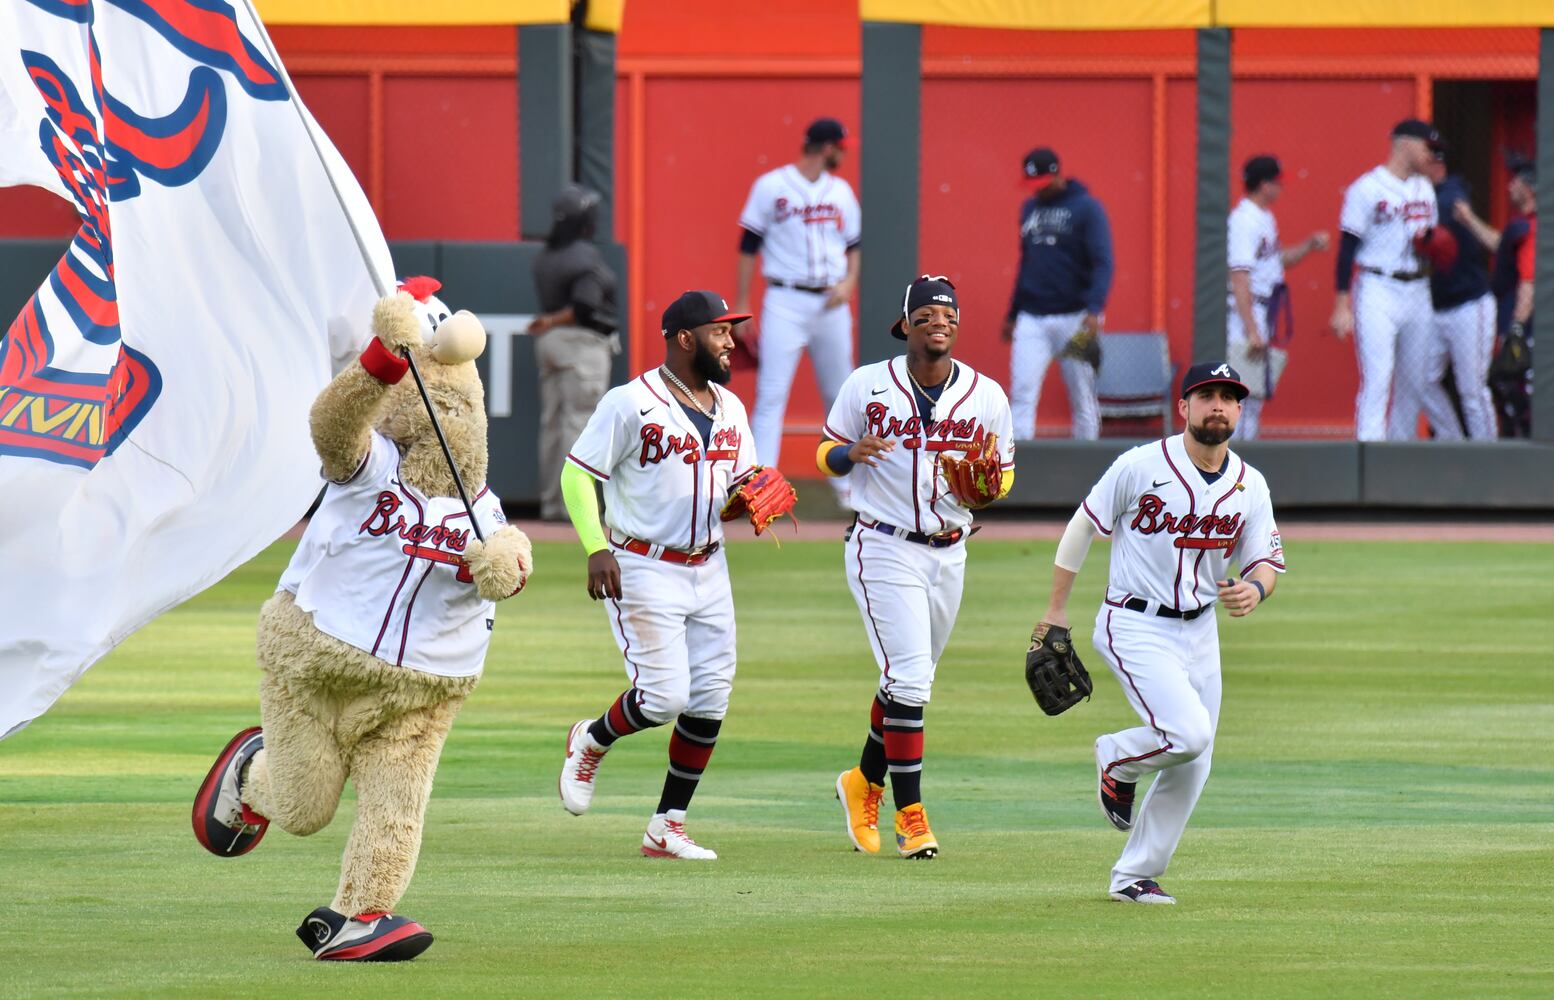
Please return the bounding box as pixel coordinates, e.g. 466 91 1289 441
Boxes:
692 338 732 385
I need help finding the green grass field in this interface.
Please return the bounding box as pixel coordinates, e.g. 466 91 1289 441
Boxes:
2 535 1551 997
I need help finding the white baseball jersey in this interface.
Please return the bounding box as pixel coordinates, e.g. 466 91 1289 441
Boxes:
738 165 861 285
824 358 1015 534
1227 197 1284 299
1081 435 1285 613
566 370 757 551
279 430 508 678
1340 166 1437 273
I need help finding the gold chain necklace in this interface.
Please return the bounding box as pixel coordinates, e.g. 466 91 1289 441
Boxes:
659 366 717 420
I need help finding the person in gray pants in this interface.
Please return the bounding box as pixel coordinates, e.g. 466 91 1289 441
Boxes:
530 185 620 520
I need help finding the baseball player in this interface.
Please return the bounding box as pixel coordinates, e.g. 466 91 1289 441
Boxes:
556 290 762 860
1419 146 1494 440
734 117 860 500
1226 155 1330 439
1002 147 1113 440
820 275 1015 860
1330 119 1456 440
1034 361 1284 904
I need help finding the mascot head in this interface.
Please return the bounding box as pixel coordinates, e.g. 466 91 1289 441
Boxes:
377 276 490 496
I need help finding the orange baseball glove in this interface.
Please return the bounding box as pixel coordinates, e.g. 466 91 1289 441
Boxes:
938 434 1003 509
720 466 798 535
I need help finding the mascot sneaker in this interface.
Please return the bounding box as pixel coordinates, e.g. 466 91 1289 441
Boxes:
835 767 885 854
559 719 608 815
1110 879 1176 905
641 810 717 860
297 906 434 961
894 803 939 860
192 727 269 857
1096 739 1135 832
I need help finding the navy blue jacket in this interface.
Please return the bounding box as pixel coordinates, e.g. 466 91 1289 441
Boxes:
1431 176 1491 311
1006 179 1114 318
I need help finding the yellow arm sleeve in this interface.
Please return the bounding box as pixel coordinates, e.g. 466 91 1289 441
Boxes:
999 467 1015 500
816 439 848 477
561 461 609 554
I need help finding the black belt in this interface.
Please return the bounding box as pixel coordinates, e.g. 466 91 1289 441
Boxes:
1123 597 1212 621
1360 266 1427 282
854 516 967 548
767 279 829 294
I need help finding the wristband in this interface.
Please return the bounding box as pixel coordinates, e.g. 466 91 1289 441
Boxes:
1509 322 1526 338
1245 578 1266 603
360 337 410 384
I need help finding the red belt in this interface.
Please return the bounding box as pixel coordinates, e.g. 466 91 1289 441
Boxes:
611 535 720 566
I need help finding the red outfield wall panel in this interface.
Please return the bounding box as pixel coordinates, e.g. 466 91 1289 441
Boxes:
381 77 518 240
919 77 1155 435
631 76 861 438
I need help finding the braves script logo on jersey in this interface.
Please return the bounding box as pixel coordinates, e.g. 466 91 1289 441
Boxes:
1021 206 1074 242
774 197 843 231
1131 494 1243 550
0 0 286 469
359 491 472 551
864 401 987 450
1371 200 1433 225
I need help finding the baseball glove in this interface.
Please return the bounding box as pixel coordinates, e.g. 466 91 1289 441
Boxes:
720 466 798 536
1060 317 1102 371
1024 622 1093 716
938 434 1003 509
1413 225 1459 272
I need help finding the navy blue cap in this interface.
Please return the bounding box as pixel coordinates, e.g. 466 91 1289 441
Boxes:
805 118 848 147
891 275 958 340
661 290 751 337
1180 361 1249 401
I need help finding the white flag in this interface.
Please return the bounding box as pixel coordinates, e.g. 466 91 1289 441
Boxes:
0 0 394 738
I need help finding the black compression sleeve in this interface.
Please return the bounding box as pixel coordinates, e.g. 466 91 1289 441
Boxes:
739 228 763 254
1335 231 1360 292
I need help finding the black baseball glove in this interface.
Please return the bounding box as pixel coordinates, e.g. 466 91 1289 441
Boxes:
1024 623 1093 716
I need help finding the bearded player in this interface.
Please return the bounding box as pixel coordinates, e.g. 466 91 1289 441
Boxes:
818 275 1015 859
555 290 794 860
1035 362 1285 903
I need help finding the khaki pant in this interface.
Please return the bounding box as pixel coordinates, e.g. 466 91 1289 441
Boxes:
536 325 614 520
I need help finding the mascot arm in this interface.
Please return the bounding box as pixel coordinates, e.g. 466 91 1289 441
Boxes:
462 525 533 600
310 294 424 482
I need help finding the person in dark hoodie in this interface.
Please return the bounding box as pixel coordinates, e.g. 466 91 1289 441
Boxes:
530 184 620 520
1002 147 1114 440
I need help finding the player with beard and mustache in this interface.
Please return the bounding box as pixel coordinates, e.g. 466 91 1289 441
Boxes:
1031 361 1286 904
556 290 780 860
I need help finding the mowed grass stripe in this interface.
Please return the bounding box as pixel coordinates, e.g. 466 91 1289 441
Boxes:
1 537 1550 997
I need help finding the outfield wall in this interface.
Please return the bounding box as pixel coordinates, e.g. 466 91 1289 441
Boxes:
3 237 1549 511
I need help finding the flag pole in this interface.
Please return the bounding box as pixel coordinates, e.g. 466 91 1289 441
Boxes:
236 0 483 541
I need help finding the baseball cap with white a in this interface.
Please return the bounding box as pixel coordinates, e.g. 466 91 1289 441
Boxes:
1180 361 1249 401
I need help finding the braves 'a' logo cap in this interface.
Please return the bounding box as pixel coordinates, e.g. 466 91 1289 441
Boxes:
660 290 752 337
1180 361 1249 401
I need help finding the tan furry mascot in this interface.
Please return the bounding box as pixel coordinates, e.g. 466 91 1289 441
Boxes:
192 277 531 962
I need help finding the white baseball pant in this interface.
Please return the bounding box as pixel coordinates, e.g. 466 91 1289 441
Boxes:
843 525 967 707
750 285 853 476
1092 603 1221 895
1009 310 1100 440
604 548 737 722
1352 274 1456 440
1426 293 1497 440
1226 307 1267 441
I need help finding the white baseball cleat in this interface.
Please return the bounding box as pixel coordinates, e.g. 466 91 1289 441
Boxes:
641 810 717 860
1110 879 1176 904
559 719 608 816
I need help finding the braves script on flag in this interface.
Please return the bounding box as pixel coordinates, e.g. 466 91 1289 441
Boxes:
0 0 394 737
